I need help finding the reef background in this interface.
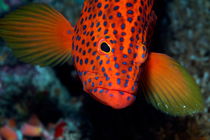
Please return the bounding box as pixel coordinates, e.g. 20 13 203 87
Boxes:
0 0 209 140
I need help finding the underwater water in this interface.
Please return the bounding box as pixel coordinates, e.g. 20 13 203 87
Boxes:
0 0 209 140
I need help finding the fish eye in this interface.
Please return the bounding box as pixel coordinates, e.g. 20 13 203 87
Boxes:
100 42 111 53
98 39 112 55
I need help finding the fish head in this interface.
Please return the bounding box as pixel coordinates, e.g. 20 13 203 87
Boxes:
73 0 156 109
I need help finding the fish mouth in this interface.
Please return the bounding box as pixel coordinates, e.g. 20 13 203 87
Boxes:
78 70 139 109
79 71 139 94
89 87 136 109
88 87 134 96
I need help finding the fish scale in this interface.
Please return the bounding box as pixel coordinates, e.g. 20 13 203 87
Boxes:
72 0 153 108
0 0 204 115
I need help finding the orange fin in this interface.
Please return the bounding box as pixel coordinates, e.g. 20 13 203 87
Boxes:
0 3 74 66
140 53 204 116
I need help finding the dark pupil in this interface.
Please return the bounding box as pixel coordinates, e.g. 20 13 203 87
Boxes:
101 42 110 53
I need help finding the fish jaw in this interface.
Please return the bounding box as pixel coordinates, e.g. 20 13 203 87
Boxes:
89 88 136 109
79 71 138 109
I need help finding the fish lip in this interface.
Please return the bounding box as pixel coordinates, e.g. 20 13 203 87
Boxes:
89 87 136 109
80 71 139 94
92 87 135 95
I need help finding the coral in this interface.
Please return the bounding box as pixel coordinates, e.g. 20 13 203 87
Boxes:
0 47 85 139
0 0 9 13
0 0 29 14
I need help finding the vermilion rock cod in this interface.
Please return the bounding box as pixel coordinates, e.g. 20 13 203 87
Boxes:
0 0 204 116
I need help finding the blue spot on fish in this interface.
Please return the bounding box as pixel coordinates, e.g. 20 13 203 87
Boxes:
128 67 132 71
106 77 110 81
115 63 119 69
109 94 114 97
108 82 112 86
119 91 124 95
117 78 121 85
132 86 135 91
115 72 120 76
99 89 104 93
88 79 91 83
67 30 71 34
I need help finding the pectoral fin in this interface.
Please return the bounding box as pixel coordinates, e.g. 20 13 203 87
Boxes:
0 3 74 66
140 53 204 116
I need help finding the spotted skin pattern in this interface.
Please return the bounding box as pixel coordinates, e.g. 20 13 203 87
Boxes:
0 0 204 115
72 0 157 108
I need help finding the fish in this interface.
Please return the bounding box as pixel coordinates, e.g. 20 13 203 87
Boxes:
0 0 204 116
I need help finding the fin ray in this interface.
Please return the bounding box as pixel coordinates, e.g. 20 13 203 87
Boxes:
140 53 204 116
18 47 65 66
0 3 74 66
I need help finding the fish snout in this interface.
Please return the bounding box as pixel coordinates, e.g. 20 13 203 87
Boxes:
89 88 136 109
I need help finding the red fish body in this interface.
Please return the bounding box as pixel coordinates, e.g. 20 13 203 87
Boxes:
0 0 204 115
73 0 156 108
